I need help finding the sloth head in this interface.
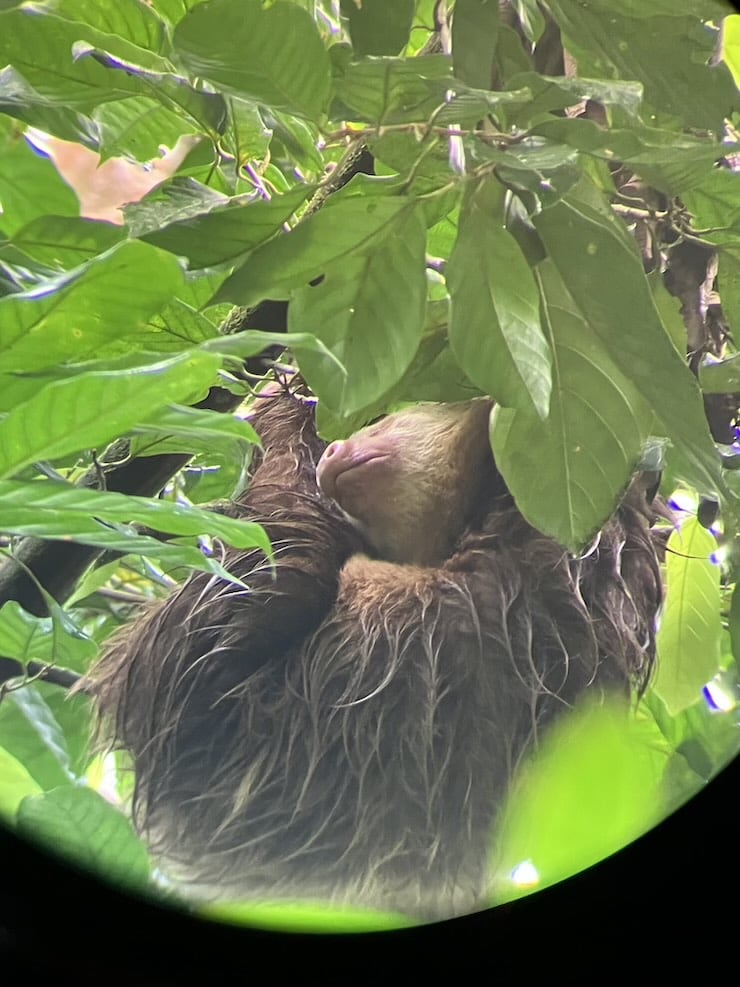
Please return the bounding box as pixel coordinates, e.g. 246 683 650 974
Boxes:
317 398 497 566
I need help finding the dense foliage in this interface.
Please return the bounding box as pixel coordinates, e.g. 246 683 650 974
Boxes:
1 0 740 930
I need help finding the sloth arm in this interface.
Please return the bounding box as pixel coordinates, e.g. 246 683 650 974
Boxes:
90 393 361 744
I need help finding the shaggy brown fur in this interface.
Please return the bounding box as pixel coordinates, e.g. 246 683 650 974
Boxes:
87 388 662 918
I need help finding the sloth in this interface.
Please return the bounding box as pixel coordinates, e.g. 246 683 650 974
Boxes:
87 385 663 918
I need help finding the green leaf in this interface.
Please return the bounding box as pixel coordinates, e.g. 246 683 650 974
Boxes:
0 478 271 555
486 139 582 209
683 169 740 246
725 13 740 88
0 7 147 108
0 601 96 672
0 352 222 478
17 786 151 891
448 177 551 419
215 194 412 307
0 126 79 236
0 685 76 789
52 0 166 55
0 748 42 821
290 207 427 415
717 248 740 340
654 519 722 716
68 44 229 134
259 107 322 172
95 96 196 163
124 178 230 237
0 67 95 145
533 182 722 497
340 0 414 56
452 0 500 90
173 0 331 119
334 53 454 125
531 118 727 195
0 241 184 372
9 216 124 270
547 4 738 133
700 353 740 395
141 184 312 269
729 581 740 671
510 0 545 44
493 699 663 904
3 525 246 580
137 299 222 352
202 899 411 933
491 262 650 550
510 72 644 121
130 403 259 467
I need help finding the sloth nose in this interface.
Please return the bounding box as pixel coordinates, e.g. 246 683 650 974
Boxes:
322 440 344 460
316 440 346 496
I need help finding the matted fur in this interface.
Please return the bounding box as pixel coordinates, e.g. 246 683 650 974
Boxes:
87 390 662 918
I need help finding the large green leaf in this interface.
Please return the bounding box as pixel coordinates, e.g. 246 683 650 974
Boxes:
0 686 77 789
73 47 228 133
335 54 528 129
18 786 151 891
173 0 331 119
0 748 42 820
1 523 245 581
0 352 222 478
0 601 95 672
534 183 722 496
334 53 453 125
214 194 413 307
290 208 427 415
0 125 79 237
130 403 260 462
654 519 722 716
0 478 271 555
547 4 738 132
0 241 184 372
8 216 124 270
489 140 581 208
452 0 500 90
491 263 650 549
141 184 312 269
340 0 414 56
493 699 663 904
682 169 740 246
700 353 740 395
726 13 740 88
717 248 740 340
529 117 725 195
53 0 166 55
95 96 196 163
0 67 94 146
141 300 222 352
0 8 147 108
509 72 644 121
448 177 551 419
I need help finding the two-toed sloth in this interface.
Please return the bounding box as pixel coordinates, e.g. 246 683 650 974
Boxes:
87 386 662 918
